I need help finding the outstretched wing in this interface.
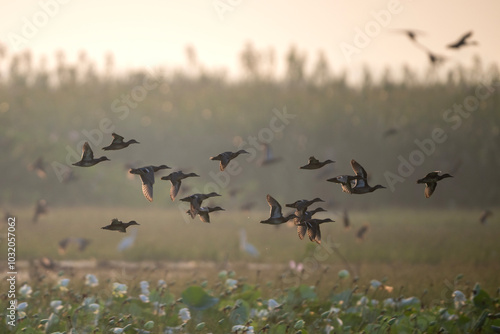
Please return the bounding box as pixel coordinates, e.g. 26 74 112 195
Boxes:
267 194 282 218
111 133 125 144
350 160 368 179
425 182 437 198
170 180 181 201
82 142 94 160
297 225 307 240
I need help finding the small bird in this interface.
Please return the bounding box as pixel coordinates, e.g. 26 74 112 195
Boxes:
447 31 477 49
180 192 221 218
326 174 362 194
479 210 493 225
356 224 369 241
129 165 170 202
161 171 199 201
33 199 48 223
210 150 249 171
382 127 399 139
191 206 225 223
258 143 282 166
350 160 386 194
101 218 140 233
102 133 139 150
298 218 333 244
391 28 426 43
28 157 47 179
260 194 296 225
73 142 110 167
58 237 91 255
300 156 335 170
417 171 453 198
427 51 446 65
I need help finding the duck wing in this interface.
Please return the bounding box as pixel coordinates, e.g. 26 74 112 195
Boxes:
297 225 307 240
350 160 368 179
266 194 283 218
111 133 125 144
425 182 437 198
82 142 94 161
170 180 181 201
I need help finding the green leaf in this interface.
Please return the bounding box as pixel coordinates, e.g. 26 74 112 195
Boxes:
230 299 250 325
144 321 154 330
181 286 219 311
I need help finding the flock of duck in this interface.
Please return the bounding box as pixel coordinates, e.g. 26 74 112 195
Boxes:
70 132 454 245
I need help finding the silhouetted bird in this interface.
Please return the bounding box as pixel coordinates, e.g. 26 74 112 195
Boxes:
391 28 426 43
427 51 446 65
298 218 333 244
129 165 170 202
447 31 477 49
258 143 282 166
33 199 48 223
161 171 199 201
28 157 47 179
356 224 369 241
191 206 225 223
180 192 221 218
102 132 139 150
73 142 110 167
300 156 335 170
58 237 91 255
417 171 453 198
479 210 493 225
260 194 296 225
101 218 140 233
382 127 399 139
210 150 249 171
350 160 386 194
296 207 327 240
286 198 324 213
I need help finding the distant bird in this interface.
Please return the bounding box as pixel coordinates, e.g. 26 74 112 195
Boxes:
391 28 426 43
58 237 91 255
298 218 333 244
102 132 139 150
180 192 221 218
260 194 296 225
258 143 282 166
342 208 350 229
28 157 47 179
33 199 48 223
72 142 110 167
350 160 386 194
356 224 369 241
300 156 335 170
190 206 225 223
210 150 249 171
161 171 199 201
382 127 399 139
118 228 138 252
417 171 453 198
239 229 259 257
101 218 140 233
129 165 170 202
479 210 493 225
447 31 477 49
427 51 446 65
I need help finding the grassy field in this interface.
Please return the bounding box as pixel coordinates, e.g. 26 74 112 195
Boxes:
4 206 499 297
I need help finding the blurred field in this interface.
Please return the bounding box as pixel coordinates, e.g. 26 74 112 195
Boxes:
4 206 499 299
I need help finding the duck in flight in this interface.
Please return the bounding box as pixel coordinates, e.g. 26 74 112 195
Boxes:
190 206 225 223
73 142 109 167
102 133 139 150
180 192 222 218
417 171 453 198
101 218 140 233
210 150 249 171
298 218 333 244
260 194 296 225
161 171 200 201
129 165 170 202
300 156 335 170
447 31 477 49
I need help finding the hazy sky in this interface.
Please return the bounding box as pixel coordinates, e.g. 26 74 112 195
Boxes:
1 1 499 81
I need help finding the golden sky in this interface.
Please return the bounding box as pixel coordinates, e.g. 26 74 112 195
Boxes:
1 1 499 81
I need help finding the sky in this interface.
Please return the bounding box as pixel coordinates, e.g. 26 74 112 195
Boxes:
1 1 499 81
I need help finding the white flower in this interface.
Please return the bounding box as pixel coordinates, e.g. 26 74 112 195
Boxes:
267 299 279 311
88 303 100 314
383 298 396 308
325 324 334 334
329 307 341 314
58 278 70 291
178 308 191 322
225 278 238 290
452 290 466 309
398 297 420 308
112 283 128 297
357 296 368 306
140 281 150 295
370 280 382 289
112 328 124 334
50 300 63 313
85 274 99 287
19 284 32 298
232 325 254 333
371 299 379 306
139 294 150 303
157 279 167 288
17 302 28 311
338 269 350 279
